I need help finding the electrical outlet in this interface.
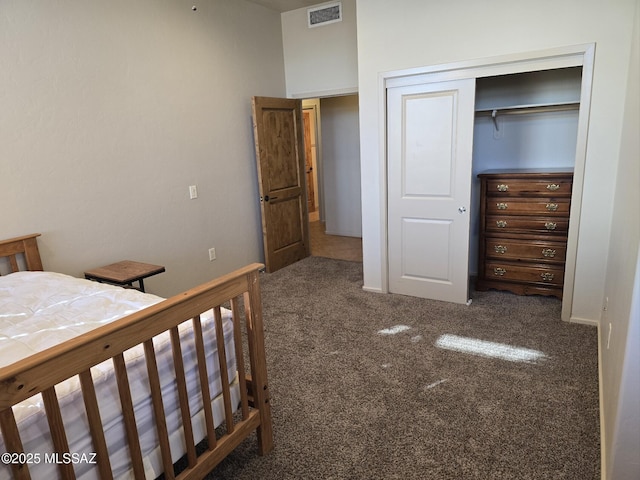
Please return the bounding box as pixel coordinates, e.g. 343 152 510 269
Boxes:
189 185 198 199
208 247 216 261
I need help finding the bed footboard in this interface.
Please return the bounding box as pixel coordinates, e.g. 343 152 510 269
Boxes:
0 263 272 480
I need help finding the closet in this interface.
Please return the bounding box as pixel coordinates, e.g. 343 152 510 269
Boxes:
384 46 593 315
469 67 583 295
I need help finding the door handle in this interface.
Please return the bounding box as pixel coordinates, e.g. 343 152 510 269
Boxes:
261 195 279 203
458 206 467 214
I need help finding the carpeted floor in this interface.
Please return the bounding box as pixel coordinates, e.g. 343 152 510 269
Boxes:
206 256 600 479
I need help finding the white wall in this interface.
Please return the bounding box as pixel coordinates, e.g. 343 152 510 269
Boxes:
0 0 286 297
356 0 637 325
282 0 358 97
602 2 640 478
320 95 362 237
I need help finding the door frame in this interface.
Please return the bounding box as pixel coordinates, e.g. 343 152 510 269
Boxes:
302 100 323 221
379 43 595 322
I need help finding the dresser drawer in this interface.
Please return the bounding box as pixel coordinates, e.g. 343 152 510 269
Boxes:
485 198 571 216
485 238 567 263
485 262 565 287
486 215 569 234
486 178 573 197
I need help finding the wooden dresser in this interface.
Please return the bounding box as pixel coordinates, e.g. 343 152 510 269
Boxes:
476 170 573 299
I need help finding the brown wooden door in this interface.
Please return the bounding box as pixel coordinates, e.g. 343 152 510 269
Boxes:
252 96 310 273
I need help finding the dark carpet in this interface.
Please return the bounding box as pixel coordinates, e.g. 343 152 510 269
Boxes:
207 256 600 479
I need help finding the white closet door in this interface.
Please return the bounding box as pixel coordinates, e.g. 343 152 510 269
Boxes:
387 78 475 304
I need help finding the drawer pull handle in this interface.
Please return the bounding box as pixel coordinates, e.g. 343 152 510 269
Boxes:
541 273 555 282
494 268 507 276
496 202 508 210
496 220 508 228
496 184 509 192
546 203 559 211
545 222 557 230
546 184 561 191
542 248 557 258
494 245 507 254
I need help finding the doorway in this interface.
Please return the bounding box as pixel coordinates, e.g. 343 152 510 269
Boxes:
302 95 363 263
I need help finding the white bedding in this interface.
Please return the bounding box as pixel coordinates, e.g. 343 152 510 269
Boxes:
0 271 238 479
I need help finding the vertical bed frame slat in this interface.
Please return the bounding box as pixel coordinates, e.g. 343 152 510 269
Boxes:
0 409 31 480
78 370 114 480
112 354 146 479
8 255 19 273
21 235 43 272
213 307 234 433
243 270 273 455
143 339 174 480
42 387 76 479
192 315 217 449
170 327 197 468
230 297 250 419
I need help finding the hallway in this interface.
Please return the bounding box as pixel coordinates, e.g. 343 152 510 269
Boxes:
309 220 362 262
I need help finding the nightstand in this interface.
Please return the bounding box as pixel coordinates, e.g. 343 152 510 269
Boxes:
84 260 165 293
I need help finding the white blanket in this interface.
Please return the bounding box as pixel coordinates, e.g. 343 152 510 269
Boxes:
0 271 238 479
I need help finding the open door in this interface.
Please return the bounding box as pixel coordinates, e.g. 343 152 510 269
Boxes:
252 96 310 273
387 79 475 304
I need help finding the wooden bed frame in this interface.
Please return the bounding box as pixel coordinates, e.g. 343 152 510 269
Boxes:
0 234 273 479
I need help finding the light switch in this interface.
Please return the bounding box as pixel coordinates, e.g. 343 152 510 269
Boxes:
189 185 198 199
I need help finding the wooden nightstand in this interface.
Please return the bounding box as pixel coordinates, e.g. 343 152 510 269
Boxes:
84 260 165 293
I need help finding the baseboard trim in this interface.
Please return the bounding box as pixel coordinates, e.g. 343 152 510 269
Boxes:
362 285 384 294
570 315 599 326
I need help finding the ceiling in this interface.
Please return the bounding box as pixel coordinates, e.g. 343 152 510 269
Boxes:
246 0 324 13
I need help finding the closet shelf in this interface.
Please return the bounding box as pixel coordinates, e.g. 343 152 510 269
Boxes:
475 101 580 117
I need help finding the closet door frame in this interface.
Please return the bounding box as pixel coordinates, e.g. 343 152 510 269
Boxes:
381 43 595 322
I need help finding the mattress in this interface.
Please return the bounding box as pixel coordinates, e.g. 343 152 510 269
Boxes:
0 271 238 479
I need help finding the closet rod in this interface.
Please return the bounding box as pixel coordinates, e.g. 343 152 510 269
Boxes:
475 101 580 117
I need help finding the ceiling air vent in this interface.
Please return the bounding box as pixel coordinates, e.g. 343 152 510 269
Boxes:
308 2 342 28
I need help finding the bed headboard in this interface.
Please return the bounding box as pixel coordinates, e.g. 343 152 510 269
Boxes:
0 233 43 274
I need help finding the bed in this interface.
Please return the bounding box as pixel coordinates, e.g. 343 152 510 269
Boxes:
0 234 273 479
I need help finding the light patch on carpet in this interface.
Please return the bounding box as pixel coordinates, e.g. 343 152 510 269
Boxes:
381 363 392 368
435 334 548 363
378 325 410 335
411 335 422 343
425 379 447 389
